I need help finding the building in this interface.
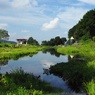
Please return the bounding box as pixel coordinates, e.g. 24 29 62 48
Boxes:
16 39 27 45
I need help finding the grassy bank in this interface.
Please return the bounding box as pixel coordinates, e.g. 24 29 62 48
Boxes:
0 44 46 60
57 40 95 59
0 68 62 95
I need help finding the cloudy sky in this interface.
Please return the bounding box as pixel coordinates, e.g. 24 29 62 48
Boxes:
0 0 95 43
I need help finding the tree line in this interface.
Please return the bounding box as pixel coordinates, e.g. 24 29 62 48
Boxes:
0 29 67 46
41 36 67 46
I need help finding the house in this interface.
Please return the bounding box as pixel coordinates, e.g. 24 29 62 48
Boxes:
16 39 27 45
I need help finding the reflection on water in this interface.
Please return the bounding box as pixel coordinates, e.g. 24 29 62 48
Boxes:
42 48 65 57
50 54 90 93
0 49 70 91
0 59 9 66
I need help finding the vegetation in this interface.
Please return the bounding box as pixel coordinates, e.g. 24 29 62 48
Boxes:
68 9 95 41
27 37 39 45
84 79 95 95
48 40 95 94
0 68 62 95
50 60 95 93
41 36 67 46
0 44 45 59
0 29 9 40
57 40 95 59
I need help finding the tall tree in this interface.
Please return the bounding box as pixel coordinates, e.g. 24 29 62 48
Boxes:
61 37 67 45
27 37 34 44
41 40 48 45
68 9 95 41
41 36 67 46
27 37 39 45
0 29 9 40
54 36 62 45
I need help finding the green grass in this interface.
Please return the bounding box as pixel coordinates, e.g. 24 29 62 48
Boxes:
0 44 46 59
84 79 95 95
0 68 63 95
57 46 79 55
57 40 95 59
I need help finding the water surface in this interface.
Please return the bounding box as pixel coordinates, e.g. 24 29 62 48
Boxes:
0 51 71 92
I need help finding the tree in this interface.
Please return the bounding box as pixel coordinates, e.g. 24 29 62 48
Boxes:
68 9 95 41
61 37 67 45
54 36 62 45
49 38 55 46
27 37 39 45
27 37 34 44
68 25 77 39
41 36 67 46
0 29 9 40
33 39 39 45
41 40 48 45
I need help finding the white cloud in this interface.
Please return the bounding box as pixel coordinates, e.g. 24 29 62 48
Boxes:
42 18 59 30
78 0 95 5
11 0 38 8
0 23 8 29
41 60 54 68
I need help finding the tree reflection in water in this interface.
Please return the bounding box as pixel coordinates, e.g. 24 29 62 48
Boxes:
0 59 9 66
42 48 65 57
47 55 94 93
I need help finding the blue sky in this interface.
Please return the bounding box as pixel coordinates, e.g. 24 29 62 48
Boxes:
0 0 95 43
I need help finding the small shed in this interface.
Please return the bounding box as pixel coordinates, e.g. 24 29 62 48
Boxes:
70 36 74 45
16 39 27 45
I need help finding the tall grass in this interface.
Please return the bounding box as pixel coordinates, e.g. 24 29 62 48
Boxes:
0 68 63 95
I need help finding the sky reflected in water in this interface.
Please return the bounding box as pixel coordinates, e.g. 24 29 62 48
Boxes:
0 51 71 91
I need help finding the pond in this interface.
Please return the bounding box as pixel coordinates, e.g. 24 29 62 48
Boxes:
0 49 71 92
